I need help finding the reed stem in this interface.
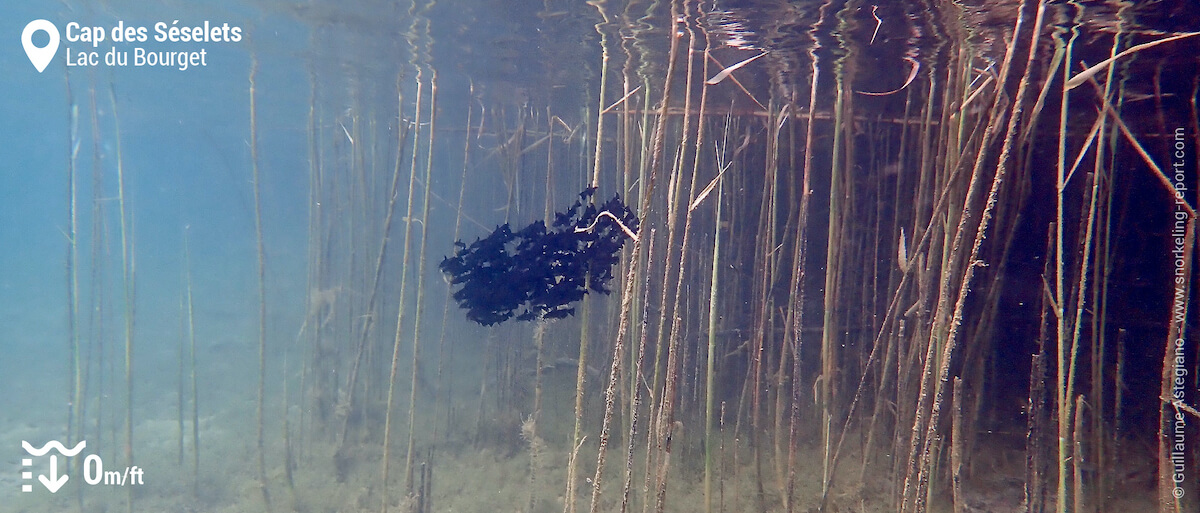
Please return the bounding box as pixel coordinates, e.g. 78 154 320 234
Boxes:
404 71 438 494
185 226 199 496
704 179 722 513
382 71 425 513
64 73 81 485
620 229 656 513
951 378 963 513
109 82 136 513
248 54 272 511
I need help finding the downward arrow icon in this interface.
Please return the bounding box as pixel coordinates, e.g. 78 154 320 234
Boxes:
38 455 69 493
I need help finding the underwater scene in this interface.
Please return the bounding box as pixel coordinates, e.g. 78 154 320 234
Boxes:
1 0 1197 512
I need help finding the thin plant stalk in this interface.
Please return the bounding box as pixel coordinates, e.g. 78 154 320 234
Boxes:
339 75 409 450
184 226 200 496
620 229 656 513
404 72 438 494
915 4 1046 510
177 289 185 467
897 3 1036 510
282 329 295 493
382 71 425 513
586 199 649 513
64 74 82 483
655 21 710 513
951 378 963 513
1055 7 1080 513
703 179 722 513
248 55 272 511
651 5 706 511
85 77 104 461
629 0 682 507
109 83 136 513
1072 396 1086 513
432 83 475 444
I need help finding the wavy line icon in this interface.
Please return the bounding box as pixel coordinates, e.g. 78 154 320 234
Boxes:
22 440 87 457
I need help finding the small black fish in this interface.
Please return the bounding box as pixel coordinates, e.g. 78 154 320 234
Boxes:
438 188 639 325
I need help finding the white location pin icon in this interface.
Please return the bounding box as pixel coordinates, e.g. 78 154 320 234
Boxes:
22 20 60 73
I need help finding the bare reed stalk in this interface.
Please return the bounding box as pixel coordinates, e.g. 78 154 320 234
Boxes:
588 0 612 187
64 75 87 513
1073 64 1200 513
282 331 295 494
787 12 823 508
635 0 683 507
573 25 618 506
1072 396 1085 513
1053 8 1084 513
825 74 966 509
85 77 104 460
1158 218 1193 513
247 55 272 511
898 3 1038 510
529 109 551 513
619 230 656 513
178 287 185 468
569 2 616 502
1026 351 1047 513
433 84 475 443
184 227 199 496
820 52 847 506
587 194 651 513
670 0 715 466
529 319 546 513
566 292 590 513
382 70 425 513
338 77 409 454
1086 32 1125 502
765 104 790 503
1062 133 1104 513
915 3 1046 509
704 179 723 513
1114 329 1125 439
1052 52 1128 513
653 6 707 512
741 108 777 513
297 65 318 455
109 83 137 513
64 73 82 475
404 72 438 493
702 113 739 512
951 378 963 513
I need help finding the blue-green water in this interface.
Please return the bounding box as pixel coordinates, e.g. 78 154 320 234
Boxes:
2 1 1197 512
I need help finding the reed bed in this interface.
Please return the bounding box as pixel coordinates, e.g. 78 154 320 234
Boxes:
48 2 1196 513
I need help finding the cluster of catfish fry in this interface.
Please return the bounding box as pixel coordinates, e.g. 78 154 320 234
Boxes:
439 188 639 326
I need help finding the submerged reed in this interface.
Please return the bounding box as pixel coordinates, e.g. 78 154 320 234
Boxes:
109 82 136 513
248 54 271 511
167 4 1194 513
